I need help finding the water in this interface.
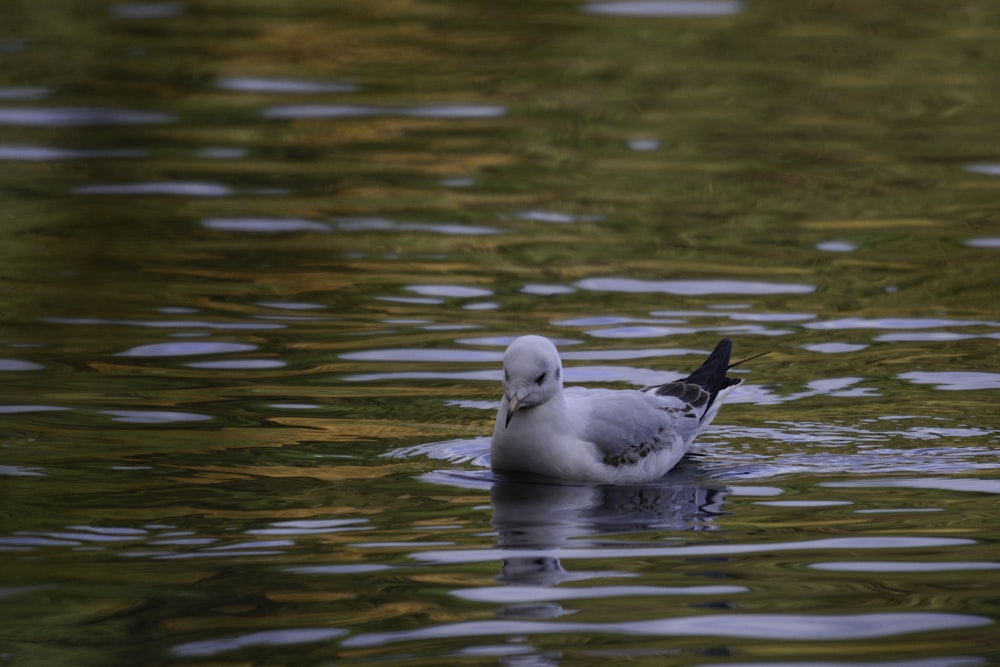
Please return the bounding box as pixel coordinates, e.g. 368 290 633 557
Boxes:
1 1 999 665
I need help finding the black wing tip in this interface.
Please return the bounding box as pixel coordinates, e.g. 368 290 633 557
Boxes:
668 337 762 397
682 337 735 392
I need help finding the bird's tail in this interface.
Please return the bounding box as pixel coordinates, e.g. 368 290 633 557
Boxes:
681 337 736 396
681 338 767 424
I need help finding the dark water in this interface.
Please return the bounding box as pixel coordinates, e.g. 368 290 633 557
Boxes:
1 1 999 665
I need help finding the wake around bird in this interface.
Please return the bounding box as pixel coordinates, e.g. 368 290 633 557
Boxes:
490 335 753 484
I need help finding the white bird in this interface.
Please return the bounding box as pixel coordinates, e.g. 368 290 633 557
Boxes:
490 335 752 484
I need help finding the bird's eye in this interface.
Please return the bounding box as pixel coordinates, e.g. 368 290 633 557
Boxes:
535 372 546 384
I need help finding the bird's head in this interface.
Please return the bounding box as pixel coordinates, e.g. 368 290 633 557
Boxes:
501 335 564 427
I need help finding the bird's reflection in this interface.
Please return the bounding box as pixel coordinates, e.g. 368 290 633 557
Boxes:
489 459 728 604
415 455 733 633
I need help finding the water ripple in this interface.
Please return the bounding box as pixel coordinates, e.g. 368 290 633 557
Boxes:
803 342 869 353
583 1 743 17
707 657 985 667
454 583 748 604
412 536 974 565
877 332 1000 342
577 277 815 296
898 371 1000 391
515 210 603 224
521 284 576 295
0 107 173 126
811 561 1000 573
0 359 44 371
966 237 1000 248
216 76 356 93
0 465 46 477
263 104 506 119
101 410 213 424
342 611 988 648
335 217 502 235
203 217 332 233
286 564 391 575
0 145 147 160
171 628 347 658
76 182 230 196
111 2 183 19
406 285 493 298
0 405 70 414
816 240 858 252
806 317 992 330
116 342 257 357
44 316 282 331
341 348 502 363
627 138 660 151
185 359 285 369
965 164 1000 176
823 477 1000 495
248 519 371 536
0 87 51 100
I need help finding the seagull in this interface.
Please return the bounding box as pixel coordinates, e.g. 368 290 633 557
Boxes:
490 335 754 484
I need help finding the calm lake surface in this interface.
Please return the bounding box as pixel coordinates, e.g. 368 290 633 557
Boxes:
2 1 999 665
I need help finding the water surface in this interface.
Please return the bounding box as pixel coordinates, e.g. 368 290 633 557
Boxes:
1 1 999 665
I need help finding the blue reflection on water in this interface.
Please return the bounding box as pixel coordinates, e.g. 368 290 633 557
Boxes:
116 342 257 357
111 2 183 19
412 536 975 565
0 107 173 125
0 405 70 414
249 519 372 536
803 342 869 354
406 284 493 298
216 76 356 94
202 217 332 232
101 410 213 423
521 284 576 295
627 138 660 151
966 237 1000 248
185 359 285 369
583 1 742 16
263 104 505 119
45 316 282 330
816 240 857 252
335 217 503 235
898 371 1000 391
0 145 147 160
195 147 246 159
824 477 1000 495
0 465 46 477
0 87 51 99
577 277 815 295
515 210 603 224
341 348 502 363
454 583 748 604
76 182 230 196
807 317 994 330
965 164 1000 176
0 359 44 371
811 561 1000 573
171 628 347 658
342 611 987 648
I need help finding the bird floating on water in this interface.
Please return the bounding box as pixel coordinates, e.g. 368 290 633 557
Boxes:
490 335 756 484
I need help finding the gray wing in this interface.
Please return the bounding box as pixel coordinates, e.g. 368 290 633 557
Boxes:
565 386 704 468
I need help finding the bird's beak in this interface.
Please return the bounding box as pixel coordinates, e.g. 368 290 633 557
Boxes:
504 394 520 428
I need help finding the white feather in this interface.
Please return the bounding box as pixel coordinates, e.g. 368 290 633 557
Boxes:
490 335 745 484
